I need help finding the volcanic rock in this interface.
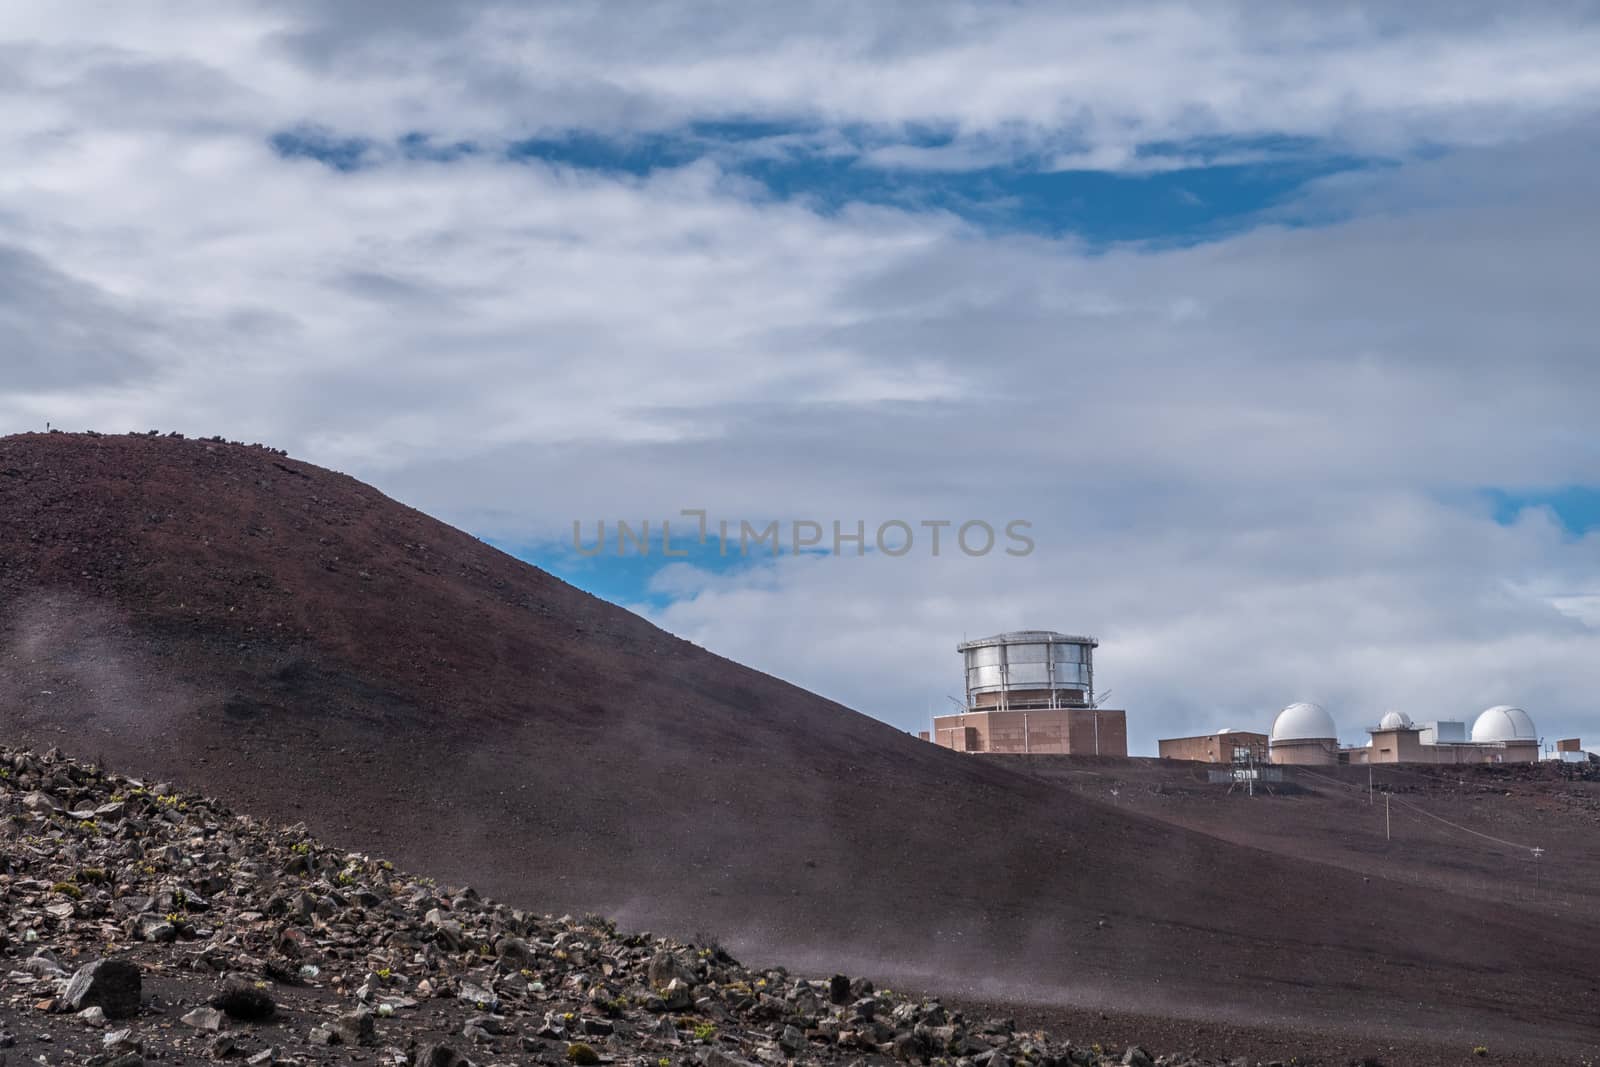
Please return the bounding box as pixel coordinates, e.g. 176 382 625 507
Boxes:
210 977 277 1021
61 959 141 1019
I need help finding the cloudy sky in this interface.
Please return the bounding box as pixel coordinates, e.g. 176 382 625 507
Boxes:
4 2 1599 752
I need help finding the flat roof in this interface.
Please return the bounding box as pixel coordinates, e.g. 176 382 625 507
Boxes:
957 630 1098 651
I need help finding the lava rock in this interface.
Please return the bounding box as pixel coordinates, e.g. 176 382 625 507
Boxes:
182 1006 228 1032
62 959 142 1019
209 977 277 1021
415 1043 474 1067
333 1008 377 1046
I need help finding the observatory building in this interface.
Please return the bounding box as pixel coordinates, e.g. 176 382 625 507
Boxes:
1354 705 1540 764
927 630 1128 756
1267 702 1341 765
1159 700 1546 767
1157 728 1269 764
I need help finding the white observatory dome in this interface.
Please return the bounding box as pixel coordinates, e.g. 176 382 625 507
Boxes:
1378 710 1413 731
1470 705 1537 743
1271 702 1337 743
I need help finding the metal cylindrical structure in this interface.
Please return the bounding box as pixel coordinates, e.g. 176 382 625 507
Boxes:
957 630 1097 711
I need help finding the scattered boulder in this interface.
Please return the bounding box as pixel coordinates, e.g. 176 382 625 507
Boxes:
182 1006 228 1032
332 1008 376 1046
62 959 141 1019
648 949 696 990
209 977 276 1021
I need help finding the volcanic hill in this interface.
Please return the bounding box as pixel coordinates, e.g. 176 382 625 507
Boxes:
2 431 1597 1063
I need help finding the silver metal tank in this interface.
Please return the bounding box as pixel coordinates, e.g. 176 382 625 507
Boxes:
957 630 1097 710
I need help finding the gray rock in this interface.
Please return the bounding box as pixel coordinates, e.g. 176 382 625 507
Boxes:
457 981 499 1013
332 1008 376 1046
495 937 534 966
78 1007 108 1028
62 959 142 1019
1122 1048 1153 1067
662 978 695 1011
182 1006 228 1032
103 1029 140 1053
22 953 67 978
648 949 696 990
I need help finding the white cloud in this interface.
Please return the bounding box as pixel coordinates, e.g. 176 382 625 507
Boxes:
0 2 1598 751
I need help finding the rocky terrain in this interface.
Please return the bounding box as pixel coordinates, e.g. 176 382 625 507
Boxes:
4 744 1250 1067
3 432 1598 1064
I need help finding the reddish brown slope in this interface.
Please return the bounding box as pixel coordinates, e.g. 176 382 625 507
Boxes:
1 432 1596 1061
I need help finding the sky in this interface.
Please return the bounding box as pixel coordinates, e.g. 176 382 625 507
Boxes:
2 1 1599 753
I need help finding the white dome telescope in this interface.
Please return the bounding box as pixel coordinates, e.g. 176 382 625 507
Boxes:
1471 705 1537 743
1271 702 1337 743
1378 710 1413 731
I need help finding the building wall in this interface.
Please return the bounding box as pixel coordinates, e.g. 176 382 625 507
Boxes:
1268 738 1340 765
930 709 1128 756
1066 709 1127 756
1157 732 1269 764
1365 729 1540 764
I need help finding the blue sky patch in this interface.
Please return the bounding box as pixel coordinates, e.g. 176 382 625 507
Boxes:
272 120 1378 245
1483 487 1600 537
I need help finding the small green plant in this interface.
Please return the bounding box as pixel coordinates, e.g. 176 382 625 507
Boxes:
658 1059 671 1067
77 819 98 833
78 868 108 884
693 1022 717 1042
376 967 392 980
1474 1048 1489 1058
566 1043 600 1066
51 881 83 900
164 911 181 923
290 841 312 855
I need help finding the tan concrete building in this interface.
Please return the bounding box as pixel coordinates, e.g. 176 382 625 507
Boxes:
1350 707 1540 765
931 706 1128 755
1157 730 1268 764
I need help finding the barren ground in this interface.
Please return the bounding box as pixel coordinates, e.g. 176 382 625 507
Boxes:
2 432 1597 1065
